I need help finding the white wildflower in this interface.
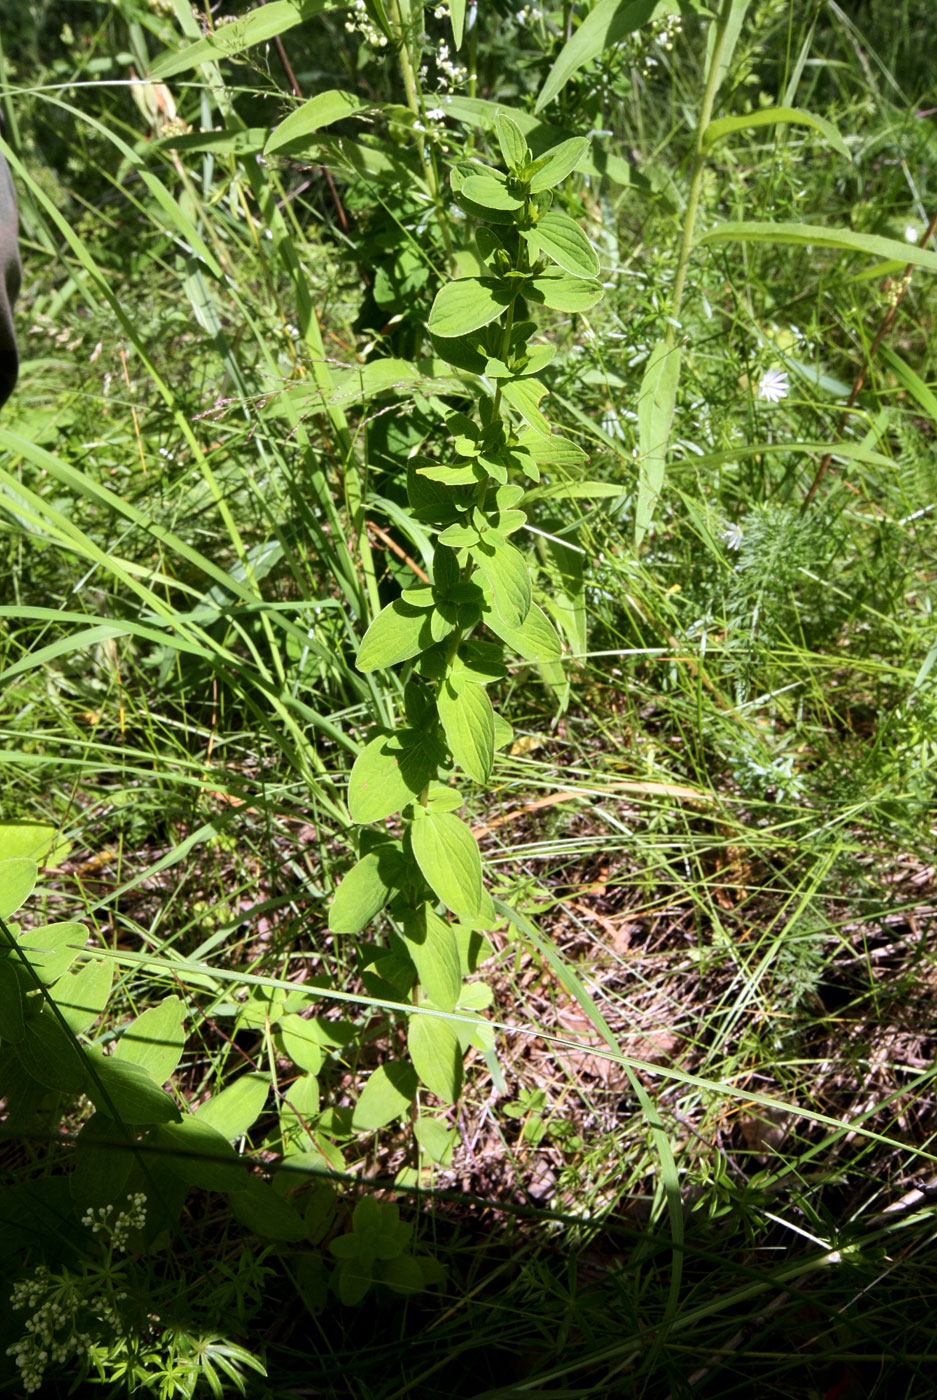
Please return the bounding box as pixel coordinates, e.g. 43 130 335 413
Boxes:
756 368 789 403
722 522 744 551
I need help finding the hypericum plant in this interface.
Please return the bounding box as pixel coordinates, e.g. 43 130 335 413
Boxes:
328 112 604 1116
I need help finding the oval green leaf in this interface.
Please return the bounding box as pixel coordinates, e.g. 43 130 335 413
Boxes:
410 809 483 919
408 1014 463 1103
357 598 435 672
437 679 495 785
526 210 599 278
428 278 514 338
113 995 186 1085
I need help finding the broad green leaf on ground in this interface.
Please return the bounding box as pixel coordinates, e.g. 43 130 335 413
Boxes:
349 732 439 822
84 1047 182 1123
278 1013 326 1073
437 679 495 784
0 858 36 919
408 1014 463 1102
471 538 531 627
357 598 434 671
524 210 599 277
55 954 113 1034
16 1012 88 1093
635 340 681 548
528 136 590 192
702 107 850 159
279 1071 321 1154
329 851 397 934
482 598 562 662
352 1061 418 1131
16 922 87 985
0 962 25 1042
264 90 368 153
229 1176 305 1241
114 995 186 1084
70 1114 134 1208
410 809 483 919
697 222 937 273
535 0 658 112
528 269 603 312
150 0 335 78
195 1073 269 1140
149 1117 245 1192
428 278 514 337
400 906 463 1012
0 823 71 866
414 1116 457 1165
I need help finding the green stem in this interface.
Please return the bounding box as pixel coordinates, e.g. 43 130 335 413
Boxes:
667 0 735 346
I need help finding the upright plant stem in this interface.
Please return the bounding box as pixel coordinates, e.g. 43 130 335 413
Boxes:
667 0 735 346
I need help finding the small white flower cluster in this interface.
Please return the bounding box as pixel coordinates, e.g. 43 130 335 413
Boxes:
419 39 468 93
632 11 682 76
80 1193 147 1253
515 5 544 24
7 1267 92 1394
344 0 389 48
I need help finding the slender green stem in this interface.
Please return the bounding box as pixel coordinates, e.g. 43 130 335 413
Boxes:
667 0 735 346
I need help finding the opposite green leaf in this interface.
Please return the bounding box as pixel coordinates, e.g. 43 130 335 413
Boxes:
0 823 70 866
114 995 186 1085
149 1117 246 1192
528 136 590 192
460 174 525 210
349 732 438 823
229 1176 305 1242
84 1047 182 1123
16 921 87 985
428 278 514 337
401 906 463 1013
410 810 483 920
408 1014 463 1103
528 269 603 312
278 1013 326 1074
437 679 495 785
329 851 396 934
482 598 562 662
357 598 435 672
195 1073 269 1140
495 112 529 170
0 961 25 1042
0 858 36 919
525 209 600 278
352 1061 418 1131
471 538 532 627
15 1013 86 1093
54 953 113 1034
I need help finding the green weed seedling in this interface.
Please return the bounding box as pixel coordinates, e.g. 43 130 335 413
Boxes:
328 110 605 1127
